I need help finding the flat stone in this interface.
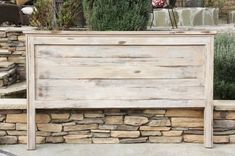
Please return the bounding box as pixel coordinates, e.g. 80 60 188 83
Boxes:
0 32 6 38
6 114 50 123
51 113 70 120
117 125 138 131
7 131 26 136
37 124 62 132
46 136 64 143
111 131 140 138
70 114 84 121
148 118 171 127
84 113 104 118
183 135 203 143
64 124 98 131
143 109 166 115
214 120 235 129
226 112 235 119
0 114 6 121
92 138 119 144
99 125 117 130
18 35 25 41
36 131 51 137
68 131 90 135
77 118 104 124
214 111 227 119
62 122 76 126
0 136 17 144
18 136 45 144
52 132 68 136
120 137 147 144
105 116 123 125
92 133 110 138
139 126 170 131
149 136 182 143
124 116 148 126
213 136 230 144
64 135 92 144
166 109 203 118
162 131 183 136
91 130 110 133
0 131 6 136
141 131 161 136
184 130 203 135
8 35 18 41
214 130 235 135
0 123 15 130
171 118 203 128
230 135 235 143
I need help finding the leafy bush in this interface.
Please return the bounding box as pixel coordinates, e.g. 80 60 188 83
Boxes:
82 0 150 31
30 0 84 30
214 33 235 100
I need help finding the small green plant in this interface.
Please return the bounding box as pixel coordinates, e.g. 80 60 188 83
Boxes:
205 0 225 9
214 33 235 100
30 0 84 30
82 0 150 31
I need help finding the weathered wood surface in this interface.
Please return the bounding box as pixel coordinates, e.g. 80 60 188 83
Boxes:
26 31 215 149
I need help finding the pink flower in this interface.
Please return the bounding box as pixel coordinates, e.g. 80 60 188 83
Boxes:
152 0 166 8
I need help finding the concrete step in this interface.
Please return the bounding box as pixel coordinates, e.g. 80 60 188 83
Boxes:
0 81 26 98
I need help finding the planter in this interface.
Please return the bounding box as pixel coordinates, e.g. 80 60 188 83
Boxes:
186 0 204 7
25 31 215 149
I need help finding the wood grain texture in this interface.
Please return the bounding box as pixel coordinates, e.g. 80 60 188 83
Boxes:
26 32 215 149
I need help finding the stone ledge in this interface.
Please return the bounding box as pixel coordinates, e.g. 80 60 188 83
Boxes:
0 26 36 32
0 99 26 109
214 100 235 111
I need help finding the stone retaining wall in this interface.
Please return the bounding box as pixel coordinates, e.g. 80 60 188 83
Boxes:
0 108 233 145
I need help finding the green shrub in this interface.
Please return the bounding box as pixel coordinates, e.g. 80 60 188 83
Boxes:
214 33 235 100
82 0 150 31
30 0 84 30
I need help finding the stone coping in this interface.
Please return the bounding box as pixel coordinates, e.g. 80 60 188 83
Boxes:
0 99 234 110
214 100 235 111
0 99 26 109
0 26 36 32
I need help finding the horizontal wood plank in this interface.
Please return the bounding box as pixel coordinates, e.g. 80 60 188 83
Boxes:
36 85 205 100
34 100 206 109
36 65 204 79
36 45 205 58
36 57 204 67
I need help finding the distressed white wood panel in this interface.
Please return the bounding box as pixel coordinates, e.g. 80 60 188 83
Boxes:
36 45 205 58
34 100 206 109
36 86 205 100
36 65 204 79
37 79 204 87
36 57 204 67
